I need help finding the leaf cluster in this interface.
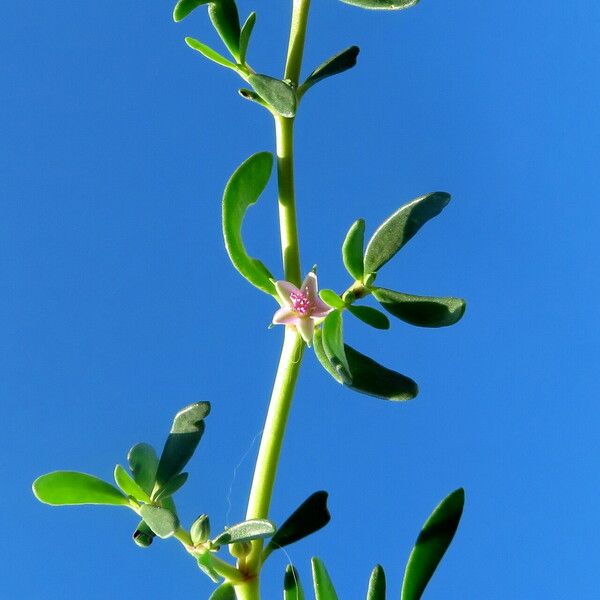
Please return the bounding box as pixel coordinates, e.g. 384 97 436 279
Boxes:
273 488 464 600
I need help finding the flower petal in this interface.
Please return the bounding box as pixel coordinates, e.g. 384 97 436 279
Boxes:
295 317 315 345
312 298 333 318
275 280 300 305
301 272 318 301
272 307 300 325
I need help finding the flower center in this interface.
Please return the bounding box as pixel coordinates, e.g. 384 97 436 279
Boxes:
290 290 313 316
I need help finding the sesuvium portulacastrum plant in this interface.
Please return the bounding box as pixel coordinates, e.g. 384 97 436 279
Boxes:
33 1 468 598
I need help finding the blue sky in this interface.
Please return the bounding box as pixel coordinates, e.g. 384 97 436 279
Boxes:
2 1 599 598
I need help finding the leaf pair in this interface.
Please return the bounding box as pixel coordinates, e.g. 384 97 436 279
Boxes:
343 192 452 284
342 193 466 327
320 290 390 331
174 0 242 61
243 45 360 116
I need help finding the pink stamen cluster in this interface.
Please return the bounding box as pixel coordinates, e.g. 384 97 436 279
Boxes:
290 290 313 316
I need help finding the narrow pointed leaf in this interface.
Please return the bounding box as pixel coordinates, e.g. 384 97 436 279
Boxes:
185 37 237 70
155 402 210 490
364 192 451 275
139 505 179 539
213 519 275 545
367 565 386 600
322 311 352 382
312 558 339 600
127 443 159 495
209 583 235 600
347 305 390 329
340 0 419 9
344 344 418 401
152 472 189 502
373 288 466 328
248 75 297 117
401 488 465 600
284 565 306 600
133 519 156 547
173 0 209 22
313 329 343 384
264 491 331 558
342 218 365 281
114 464 151 503
223 152 276 295
239 12 256 64
319 289 345 309
208 0 241 60
302 46 360 94
33 471 129 506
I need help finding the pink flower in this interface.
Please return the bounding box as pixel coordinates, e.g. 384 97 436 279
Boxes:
272 272 332 345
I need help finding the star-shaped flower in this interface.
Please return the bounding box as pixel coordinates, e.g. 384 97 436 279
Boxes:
272 272 332 345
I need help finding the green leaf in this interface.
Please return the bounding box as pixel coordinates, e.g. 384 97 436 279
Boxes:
312 558 339 600
132 519 156 547
152 472 189 502
113 464 151 503
339 0 419 10
139 504 179 539
239 12 256 64
155 402 210 490
344 344 418 401
185 37 237 70
284 565 306 600
127 443 159 495
321 311 351 382
209 583 235 600
222 152 276 295
213 519 275 545
313 329 343 384
373 288 466 328
367 565 386 600
264 491 331 558
302 46 360 94
319 289 345 309
363 192 451 276
347 305 390 330
401 488 465 600
33 471 129 506
197 552 221 583
208 0 241 60
248 75 297 118
173 0 209 22
342 219 365 281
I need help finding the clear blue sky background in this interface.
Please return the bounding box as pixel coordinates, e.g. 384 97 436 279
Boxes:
2 2 599 598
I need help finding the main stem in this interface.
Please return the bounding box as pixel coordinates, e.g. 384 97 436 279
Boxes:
235 2 312 598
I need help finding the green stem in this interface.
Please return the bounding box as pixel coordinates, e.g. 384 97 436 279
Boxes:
244 329 304 566
234 577 260 600
275 115 302 286
284 0 312 85
236 2 312 599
